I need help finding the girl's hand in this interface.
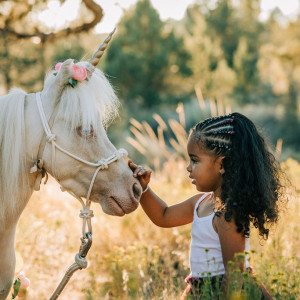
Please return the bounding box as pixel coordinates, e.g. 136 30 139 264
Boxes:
128 159 152 191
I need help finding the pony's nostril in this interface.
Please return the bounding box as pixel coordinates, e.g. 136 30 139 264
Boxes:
133 182 142 201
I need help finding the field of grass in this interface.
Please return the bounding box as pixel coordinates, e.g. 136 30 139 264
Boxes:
13 156 300 300
13 100 300 299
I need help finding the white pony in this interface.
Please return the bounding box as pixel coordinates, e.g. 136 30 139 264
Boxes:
0 33 142 299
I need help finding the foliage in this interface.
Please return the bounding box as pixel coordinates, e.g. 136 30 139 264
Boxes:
182 3 236 101
11 278 21 299
0 0 103 92
86 242 188 299
0 0 300 158
103 0 192 108
204 0 263 103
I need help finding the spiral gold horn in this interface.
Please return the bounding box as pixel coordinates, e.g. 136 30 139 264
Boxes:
89 28 116 67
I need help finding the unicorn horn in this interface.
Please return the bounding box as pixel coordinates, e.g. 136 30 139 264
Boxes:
89 28 116 67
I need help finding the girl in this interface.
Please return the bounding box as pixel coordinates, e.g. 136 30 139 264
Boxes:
129 113 283 299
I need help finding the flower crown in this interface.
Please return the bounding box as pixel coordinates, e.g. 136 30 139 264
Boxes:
52 62 87 88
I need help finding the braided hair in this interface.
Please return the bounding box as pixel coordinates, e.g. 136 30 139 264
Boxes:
190 112 285 239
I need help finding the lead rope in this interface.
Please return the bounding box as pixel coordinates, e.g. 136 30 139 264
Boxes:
48 190 94 300
34 93 127 299
48 172 96 300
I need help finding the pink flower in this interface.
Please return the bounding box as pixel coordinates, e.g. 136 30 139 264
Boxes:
12 273 30 298
71 64 87 81
55 62 63 71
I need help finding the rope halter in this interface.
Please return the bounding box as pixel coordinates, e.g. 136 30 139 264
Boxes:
35 92 128 299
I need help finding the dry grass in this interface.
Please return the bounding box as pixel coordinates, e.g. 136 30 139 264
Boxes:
13 98 300 299
13 160 300 299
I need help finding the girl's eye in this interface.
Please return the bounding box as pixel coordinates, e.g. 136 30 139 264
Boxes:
191 158 197 164
76 125 95 138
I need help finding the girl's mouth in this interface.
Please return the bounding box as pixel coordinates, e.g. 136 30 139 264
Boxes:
192 179 196 185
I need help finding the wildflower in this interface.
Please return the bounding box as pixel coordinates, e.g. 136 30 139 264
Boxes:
11 272 30 299
227 261 234 267
55 62 63 71
71 64 87 81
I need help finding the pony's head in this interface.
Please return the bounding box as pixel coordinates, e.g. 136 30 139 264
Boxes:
35 32 142 216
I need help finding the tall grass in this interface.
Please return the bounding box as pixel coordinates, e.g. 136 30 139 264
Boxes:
14 93 299 299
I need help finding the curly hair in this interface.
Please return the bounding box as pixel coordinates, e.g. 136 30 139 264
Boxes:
190 112 285 239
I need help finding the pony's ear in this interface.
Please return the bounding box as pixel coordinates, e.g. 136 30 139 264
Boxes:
55 59 73 87
43 59 73 102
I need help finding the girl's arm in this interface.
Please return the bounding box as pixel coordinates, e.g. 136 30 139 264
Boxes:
128 160 199 228
214 214 246 271
214 215 246 296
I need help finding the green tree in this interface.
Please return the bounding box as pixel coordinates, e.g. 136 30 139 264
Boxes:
103 0 192 108
205 0 263 104
182 3 236 101
257 10 300 154
205 0 239 68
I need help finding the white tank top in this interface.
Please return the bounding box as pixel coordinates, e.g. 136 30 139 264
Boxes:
190 193 250 277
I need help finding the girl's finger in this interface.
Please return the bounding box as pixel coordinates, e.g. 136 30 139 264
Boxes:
135 167 145 176
133 166 143 177
128 159 135 167
128 160 138 172
128 160 151 178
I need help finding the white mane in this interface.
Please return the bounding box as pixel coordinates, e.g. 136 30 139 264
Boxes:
0 88 28 222
43 62 120 134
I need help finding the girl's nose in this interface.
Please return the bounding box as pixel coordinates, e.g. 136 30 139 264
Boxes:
186 163 191 172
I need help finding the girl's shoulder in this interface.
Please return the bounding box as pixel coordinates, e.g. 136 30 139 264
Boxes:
188 192 211 210
213 210 239 235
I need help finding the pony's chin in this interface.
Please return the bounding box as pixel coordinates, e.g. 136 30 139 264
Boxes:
100 197 139 216
100 197 126 216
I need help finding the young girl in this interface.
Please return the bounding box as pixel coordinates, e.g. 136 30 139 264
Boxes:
129 113 283 299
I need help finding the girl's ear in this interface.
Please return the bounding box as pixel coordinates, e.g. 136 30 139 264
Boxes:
220 165 225 175
216 156 225 175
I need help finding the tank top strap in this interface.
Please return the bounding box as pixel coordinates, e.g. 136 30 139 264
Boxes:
194 192 212 216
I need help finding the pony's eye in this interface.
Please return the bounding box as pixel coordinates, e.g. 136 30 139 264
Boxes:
76 125 95 138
